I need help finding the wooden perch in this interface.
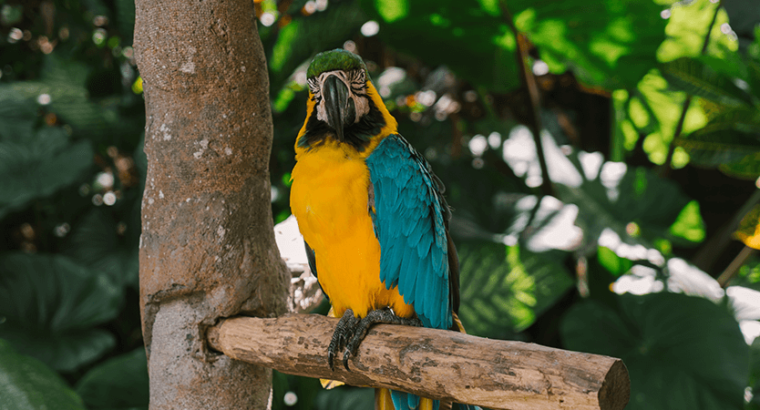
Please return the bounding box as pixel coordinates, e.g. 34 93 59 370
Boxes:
207 314 629 410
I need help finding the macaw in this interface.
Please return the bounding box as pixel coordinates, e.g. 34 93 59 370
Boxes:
290 49 475 410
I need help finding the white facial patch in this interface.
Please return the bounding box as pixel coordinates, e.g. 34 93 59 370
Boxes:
308 70 370 125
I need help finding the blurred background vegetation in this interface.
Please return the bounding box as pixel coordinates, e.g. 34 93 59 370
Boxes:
1 0 760 409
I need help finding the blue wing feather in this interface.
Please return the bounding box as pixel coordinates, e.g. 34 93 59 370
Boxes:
366 134 452 330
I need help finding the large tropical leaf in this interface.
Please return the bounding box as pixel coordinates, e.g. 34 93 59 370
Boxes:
267 1 368 92
457 242 573 338
0 253 121 372
555 154 704 248
657 0 736 63
65 210 140 288
749 337 760 410
0 126 93 219
362 0 520 93
660 57 756 107
562 292 748 410
514 0 668 90
0 339 86 410
75 348 149 410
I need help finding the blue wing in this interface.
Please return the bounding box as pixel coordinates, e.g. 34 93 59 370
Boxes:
366 134 452 330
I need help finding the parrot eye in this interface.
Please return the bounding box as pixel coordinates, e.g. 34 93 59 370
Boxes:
349 70 366 94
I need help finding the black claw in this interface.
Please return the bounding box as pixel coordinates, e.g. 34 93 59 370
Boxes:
328 309 358 371
343 348 351 371
328 308 423 371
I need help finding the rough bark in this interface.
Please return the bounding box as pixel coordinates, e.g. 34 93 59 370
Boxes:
208 315 631 410
134 0 289 408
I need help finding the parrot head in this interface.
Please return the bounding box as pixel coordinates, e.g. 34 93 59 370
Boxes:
299 49 395 151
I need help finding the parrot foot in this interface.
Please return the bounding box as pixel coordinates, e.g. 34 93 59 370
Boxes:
327 309 359 371
341 308 422 371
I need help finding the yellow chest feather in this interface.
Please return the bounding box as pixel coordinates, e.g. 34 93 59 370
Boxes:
289 142 412 318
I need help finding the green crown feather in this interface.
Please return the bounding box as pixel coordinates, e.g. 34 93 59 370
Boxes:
307 49 367 78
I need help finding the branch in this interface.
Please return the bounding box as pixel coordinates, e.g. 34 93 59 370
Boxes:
207 315 630 410
499 0 554 198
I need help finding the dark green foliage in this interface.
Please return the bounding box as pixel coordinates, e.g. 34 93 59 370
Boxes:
562 293 749 410
457 242 572 338
75 348 149 410
0 339 86 410
2 0 759 409
0 253 122 372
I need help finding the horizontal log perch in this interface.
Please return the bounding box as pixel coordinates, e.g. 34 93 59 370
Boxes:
207 314 629 410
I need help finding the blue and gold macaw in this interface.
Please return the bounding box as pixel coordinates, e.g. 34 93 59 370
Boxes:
290 49 474 410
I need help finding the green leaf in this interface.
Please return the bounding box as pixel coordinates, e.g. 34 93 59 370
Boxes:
658 0 737 63
65 210 139 288
457 242 573 337
597 246 632 276
718 152 760 179
516 0 668 90
268 2 368 92
561 292 749 410
668 200 706 243
75 348 148 410
0 127 93 219
728 255 760 292
631 70 708 165
0 339 86 410
660 57 756 107
37 55 120 140
555 160 704 248
749 337 760 410
362 0 520 92
0 253 121 372
674 119 760 167
114 0 136 44
0 83 39 141
314 387 374 410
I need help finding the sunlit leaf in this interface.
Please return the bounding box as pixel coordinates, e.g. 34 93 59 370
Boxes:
657 0 737 63
555 158 704 248
0 253 121 372
516 0 667 90
728 255 760 292
562 292 748 410
668 200 705 243
633 70 708 165
0 126 93 219
457 242 573 338
75 348 148 410
597 246 632 276
734 203 760 250
675 127 760 168
0 339 85 410
660 57 756 107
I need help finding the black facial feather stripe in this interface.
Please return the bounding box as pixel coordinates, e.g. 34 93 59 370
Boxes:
299 94 386 152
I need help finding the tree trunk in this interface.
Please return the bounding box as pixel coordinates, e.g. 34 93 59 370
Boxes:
134 1 289 408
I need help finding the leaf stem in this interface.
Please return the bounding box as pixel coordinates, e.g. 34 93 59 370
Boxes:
717 245 755 287
499 0 554 198
659 0 721 176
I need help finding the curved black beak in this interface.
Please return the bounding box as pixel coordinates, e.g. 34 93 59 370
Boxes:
322 75 355 141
